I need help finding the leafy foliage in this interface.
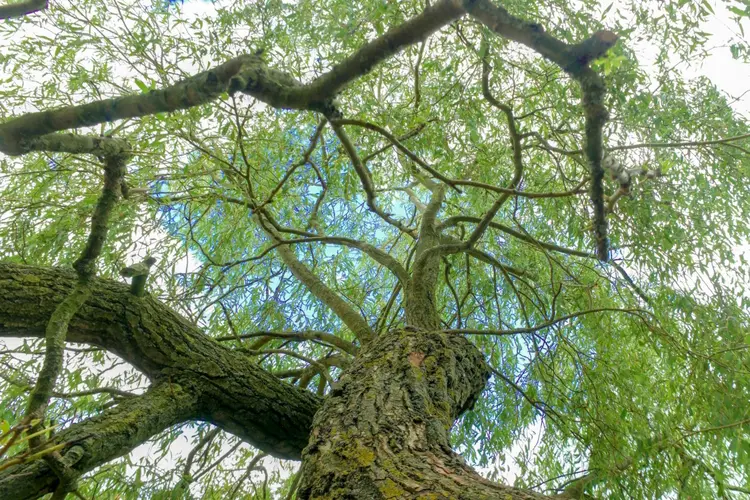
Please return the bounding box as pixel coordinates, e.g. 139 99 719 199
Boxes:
1 0 749 498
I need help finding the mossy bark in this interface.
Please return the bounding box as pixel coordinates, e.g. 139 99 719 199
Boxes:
0 382 199 500
297 329 552 499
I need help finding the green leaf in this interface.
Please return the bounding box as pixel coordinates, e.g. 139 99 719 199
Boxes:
134 78 149 93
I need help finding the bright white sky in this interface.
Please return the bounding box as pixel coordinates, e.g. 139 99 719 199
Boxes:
1 0 749 496
650 7 750 116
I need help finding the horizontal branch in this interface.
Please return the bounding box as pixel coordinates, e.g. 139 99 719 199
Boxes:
532 131 750 156
0 0 465 157
20 134 131 158
452 177 588 199
439 215 592 258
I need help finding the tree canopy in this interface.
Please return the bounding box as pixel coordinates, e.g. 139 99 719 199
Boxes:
0 0 749 498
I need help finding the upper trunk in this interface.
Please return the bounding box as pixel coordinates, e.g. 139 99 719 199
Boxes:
405 186 446 331
297 328 553 499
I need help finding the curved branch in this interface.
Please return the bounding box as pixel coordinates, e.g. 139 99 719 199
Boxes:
299 0 465 105
466 0 617 261
452 177 588 199
281 236 409 286
215 330 358 357
465 0 617 72
331 122 418 239
465 248 527 279
439 215 652 303
332 118 459 191
258 120 326 209
445 307 651 336
410 46 525 274
195 232 409 288
19 154 128 498
439 215 591 258
362 121 434 164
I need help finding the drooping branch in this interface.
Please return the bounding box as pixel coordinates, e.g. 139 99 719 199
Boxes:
579 67 611 262
465 0 617 261
71 157 128 281
438 216 652 303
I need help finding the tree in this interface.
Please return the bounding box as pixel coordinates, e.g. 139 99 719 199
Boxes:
0 0 749 498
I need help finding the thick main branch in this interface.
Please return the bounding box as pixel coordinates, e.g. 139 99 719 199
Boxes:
0 0 465 156
0 263 320 460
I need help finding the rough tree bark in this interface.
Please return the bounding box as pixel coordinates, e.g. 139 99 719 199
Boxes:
298 328 551 499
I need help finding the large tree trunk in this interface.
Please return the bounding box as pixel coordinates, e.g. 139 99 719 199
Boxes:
298 328 550 499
